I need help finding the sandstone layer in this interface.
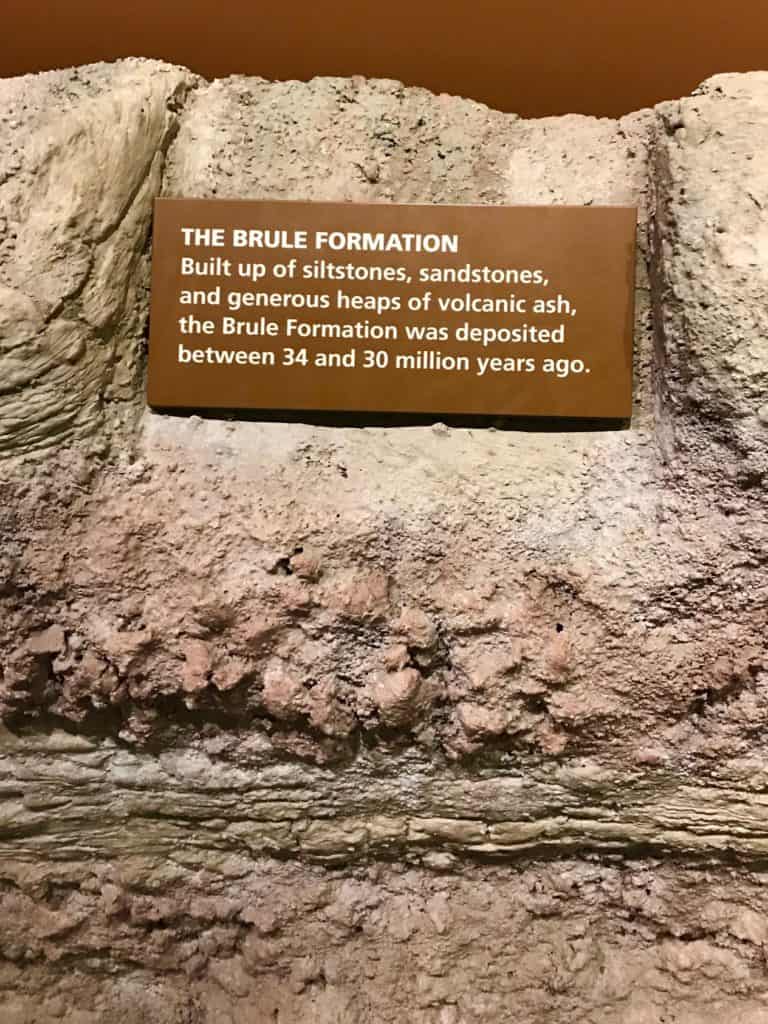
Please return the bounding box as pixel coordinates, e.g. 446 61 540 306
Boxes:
0 59 766 1023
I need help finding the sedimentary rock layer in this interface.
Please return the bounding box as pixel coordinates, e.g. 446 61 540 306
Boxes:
0 60 196 454
0 59 766 1023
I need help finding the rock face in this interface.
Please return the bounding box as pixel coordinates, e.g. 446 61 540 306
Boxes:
652 73 768 483
0 59 196 455
0 59 766 1023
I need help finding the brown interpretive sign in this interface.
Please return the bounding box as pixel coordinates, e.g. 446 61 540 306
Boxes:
147 198 637 419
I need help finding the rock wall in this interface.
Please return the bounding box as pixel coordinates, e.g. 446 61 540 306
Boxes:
0 59 766 1023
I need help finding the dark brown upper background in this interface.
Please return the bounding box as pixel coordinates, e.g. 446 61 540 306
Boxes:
3 0 766 117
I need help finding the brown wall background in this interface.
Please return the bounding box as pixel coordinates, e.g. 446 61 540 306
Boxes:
3 1 768 118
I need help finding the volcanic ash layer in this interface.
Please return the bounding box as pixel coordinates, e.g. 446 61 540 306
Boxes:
0 58 767 1023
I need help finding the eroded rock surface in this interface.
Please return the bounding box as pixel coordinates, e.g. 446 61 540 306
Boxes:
652 72 768 482
0 60 766 1023
0 59 196 455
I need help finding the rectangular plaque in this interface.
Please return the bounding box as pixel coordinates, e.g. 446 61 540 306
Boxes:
147 198 636 418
